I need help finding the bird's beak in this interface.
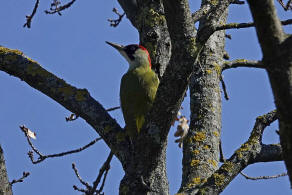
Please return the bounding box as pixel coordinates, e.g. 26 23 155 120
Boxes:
105 41 124 51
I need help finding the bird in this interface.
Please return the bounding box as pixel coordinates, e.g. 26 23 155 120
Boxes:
106 41 159 138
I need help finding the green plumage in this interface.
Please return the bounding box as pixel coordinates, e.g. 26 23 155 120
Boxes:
120 65 159 137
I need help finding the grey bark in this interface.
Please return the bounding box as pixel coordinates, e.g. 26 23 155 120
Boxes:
180 0 228 191
247 0 292 185
0 145 12 195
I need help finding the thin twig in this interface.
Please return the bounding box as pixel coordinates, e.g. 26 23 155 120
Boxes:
240 172 287 180
216 19 292 31
219 140 226 163
220 75 229 100
230 0 245 4
92 151 114 194
72 163 91 190
108 8 125 27
106 106 120 112
45 0 77 15
72 152 114 194
20 124 101 164
222 59 263 71
277 0 292 10
10 172 30 186
23 0 40 28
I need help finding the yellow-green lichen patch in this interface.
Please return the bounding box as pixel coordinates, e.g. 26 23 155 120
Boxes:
210 0 218 6
0 47 23 56
116 131 126 143
193 149 200 155
221 161 234 172
187 177 201 188
187 37 198 58
213 173 225 186
235 142 250 159
58 86 74 100
192 177 201 185
190 159 200 167
26 63 51 78
120 185 129 195
194 132 206 142
235 59 248 64
208 159 218 168
206 69 212 74
203 145 210 150
213 130 219 137
214 62 222 76
75 89 87 101
137 7 166 28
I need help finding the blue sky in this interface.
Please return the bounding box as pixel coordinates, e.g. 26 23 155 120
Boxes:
0 0 291 194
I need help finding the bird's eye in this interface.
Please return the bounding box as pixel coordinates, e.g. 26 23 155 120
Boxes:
131 46 136 51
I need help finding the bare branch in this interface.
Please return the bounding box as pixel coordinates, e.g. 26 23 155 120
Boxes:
108 8 125 27
222 59 263 71
10 172 30 186
91 151 114 194
192 4 211 23
240 172 287 180
196 110 279 194
277 0 292 10
20 124 101 164
220 75 229 100
0 46 129 162
215 19 292 31
230 0 245 4
72 152 113 195
72 163 91 190
106 106 120 112
45 0 77 15
23 0 40 28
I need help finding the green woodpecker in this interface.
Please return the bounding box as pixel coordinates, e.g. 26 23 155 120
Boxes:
106 41 159 137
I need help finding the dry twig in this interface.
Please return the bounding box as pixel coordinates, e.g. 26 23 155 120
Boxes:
240 172 287 180
10 172 30 186
20 125 101 164
72 151 114 195
108 8 125 27
23 0 40 28
106 106 120 112
45 0 77 15
277 0 292 10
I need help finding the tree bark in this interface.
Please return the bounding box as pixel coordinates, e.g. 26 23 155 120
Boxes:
179 0 228 192
247 0 292 185
0 145 12 195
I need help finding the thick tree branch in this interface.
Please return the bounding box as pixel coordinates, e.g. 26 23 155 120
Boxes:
247 0 285 58
194 110 280 194
222 59 263 71
248 0 292 185
192 4 211 23
0 46 130 164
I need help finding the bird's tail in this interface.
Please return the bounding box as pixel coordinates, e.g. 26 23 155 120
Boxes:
136 115 145 133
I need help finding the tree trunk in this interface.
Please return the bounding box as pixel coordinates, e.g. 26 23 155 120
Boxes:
0 145 12 195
